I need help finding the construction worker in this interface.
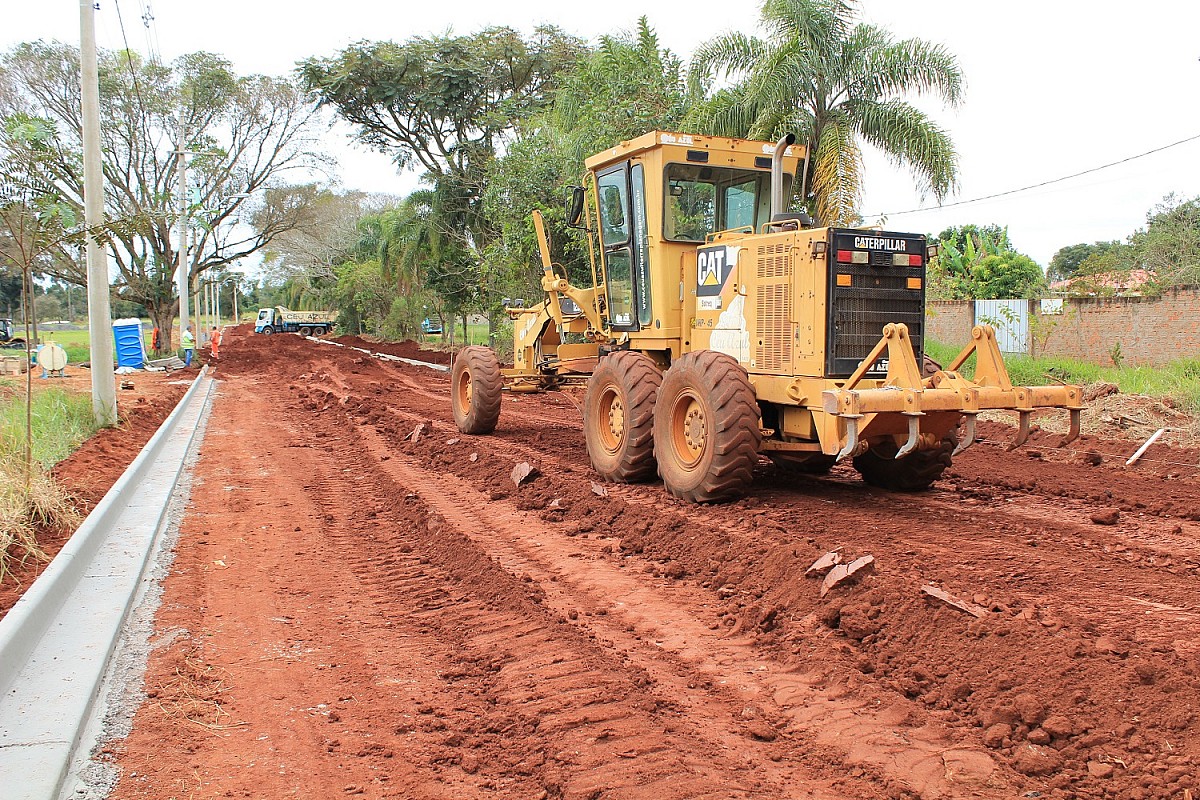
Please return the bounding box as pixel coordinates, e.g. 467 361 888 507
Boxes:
181 325 195 367
210 326 221 361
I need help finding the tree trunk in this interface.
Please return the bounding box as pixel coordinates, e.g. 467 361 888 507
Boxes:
462 315 468 345
150 301 176 354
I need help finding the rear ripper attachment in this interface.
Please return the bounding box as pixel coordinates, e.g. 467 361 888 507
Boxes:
450 130 1084 501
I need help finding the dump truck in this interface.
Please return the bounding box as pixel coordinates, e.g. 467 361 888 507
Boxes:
254 306 336 337
451 131 1082 501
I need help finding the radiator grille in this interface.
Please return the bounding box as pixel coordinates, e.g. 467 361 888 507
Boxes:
757 242 790 279
755 284 791 372
826 229 926 376
754 243 792 372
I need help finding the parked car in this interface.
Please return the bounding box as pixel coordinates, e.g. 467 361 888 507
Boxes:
420 318 443 335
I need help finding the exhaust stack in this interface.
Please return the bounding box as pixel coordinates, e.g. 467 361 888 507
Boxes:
770 133 796 220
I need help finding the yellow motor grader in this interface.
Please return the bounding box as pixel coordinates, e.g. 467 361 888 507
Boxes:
451 131 1082 502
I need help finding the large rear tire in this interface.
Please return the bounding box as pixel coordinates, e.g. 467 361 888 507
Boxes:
299 326 312 337
584 351 661 483
452 346 503 434
654 351 762 503
853 433 954 491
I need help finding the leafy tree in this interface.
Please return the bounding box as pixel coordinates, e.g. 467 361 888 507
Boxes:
333 258 391 334
969 252 1044 299
938 223 1010 254
686 0 963 225
930 223 1044 299
300 27 585 259
1048 241 1119 281
484 18 687 297
257 186 390 284
1053 195 1200 295
1133 194 1200 287
0 42 329 348
0 269 21 311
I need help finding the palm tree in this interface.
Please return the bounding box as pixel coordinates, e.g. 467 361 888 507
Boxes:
687 0 963 225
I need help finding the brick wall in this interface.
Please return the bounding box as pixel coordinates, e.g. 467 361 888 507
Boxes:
924 287 1200 366
925 301 975 348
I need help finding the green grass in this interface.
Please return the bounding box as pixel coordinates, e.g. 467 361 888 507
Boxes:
16 323 154 365
925 340 1200 413
0 384 95 581
0 384 100 467
418 321 497 346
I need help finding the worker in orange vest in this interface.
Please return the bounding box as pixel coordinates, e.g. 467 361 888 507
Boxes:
210 326 222 361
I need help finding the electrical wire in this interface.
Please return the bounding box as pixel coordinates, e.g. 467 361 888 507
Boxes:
112 0 158 163
866 131 1200 218
139 1 163 65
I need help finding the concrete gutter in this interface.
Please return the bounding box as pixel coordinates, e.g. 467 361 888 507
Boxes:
0 368 215 800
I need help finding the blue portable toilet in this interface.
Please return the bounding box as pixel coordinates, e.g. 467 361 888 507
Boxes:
112 318 146 368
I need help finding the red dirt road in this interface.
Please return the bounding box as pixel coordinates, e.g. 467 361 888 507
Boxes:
107 328 1200 799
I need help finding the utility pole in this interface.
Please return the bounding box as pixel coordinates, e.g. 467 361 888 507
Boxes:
80 0 116 425
176 123 189 352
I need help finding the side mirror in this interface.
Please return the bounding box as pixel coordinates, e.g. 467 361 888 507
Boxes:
566 186 585 229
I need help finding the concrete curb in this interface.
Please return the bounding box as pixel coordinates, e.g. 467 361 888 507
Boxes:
0 367 215 799
307 336 449 372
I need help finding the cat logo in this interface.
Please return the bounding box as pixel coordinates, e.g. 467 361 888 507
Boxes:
697 245 736 296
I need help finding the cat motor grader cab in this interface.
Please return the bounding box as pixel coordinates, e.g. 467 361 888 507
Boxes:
451 131 1083 502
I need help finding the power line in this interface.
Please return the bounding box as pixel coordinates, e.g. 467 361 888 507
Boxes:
867 131 1200 218
112 0 157 159
138 1 163 65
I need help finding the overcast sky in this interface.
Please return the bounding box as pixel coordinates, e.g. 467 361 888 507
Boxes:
6 1 1200 266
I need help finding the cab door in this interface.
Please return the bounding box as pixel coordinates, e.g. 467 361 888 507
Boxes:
596 163 651 331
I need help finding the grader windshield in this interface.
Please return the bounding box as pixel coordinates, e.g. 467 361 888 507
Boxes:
663 164 787 241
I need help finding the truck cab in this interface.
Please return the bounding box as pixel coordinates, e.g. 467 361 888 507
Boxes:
254 308 278 335
0 318 23 348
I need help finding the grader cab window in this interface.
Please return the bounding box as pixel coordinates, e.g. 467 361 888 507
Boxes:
598 177 629 245
596 165 646 329
663 165 783 242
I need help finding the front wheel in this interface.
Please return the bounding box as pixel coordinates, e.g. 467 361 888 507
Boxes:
853 432 955 491
451 346 503 434
653 351 762 503
584 351 661 483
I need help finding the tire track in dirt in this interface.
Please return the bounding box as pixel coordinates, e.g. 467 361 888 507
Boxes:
296 387 859 799
302 363 1011 797
355 420 1011 798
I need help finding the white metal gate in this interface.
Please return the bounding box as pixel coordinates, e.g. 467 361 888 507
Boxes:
973 299 1029 354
